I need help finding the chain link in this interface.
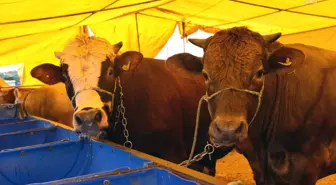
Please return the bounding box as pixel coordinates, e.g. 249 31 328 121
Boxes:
179 142 215 167
116 77 133 149
113 105 121 131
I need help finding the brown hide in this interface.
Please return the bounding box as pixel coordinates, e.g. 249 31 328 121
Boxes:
0 78 12 104
189 26 336 185
106 54 231 176
165 53 233 174
0 89 15 104
253 44 336 184
16 83 74 128
29 53 232 176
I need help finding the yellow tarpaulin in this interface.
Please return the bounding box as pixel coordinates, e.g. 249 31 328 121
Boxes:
0 0 335 85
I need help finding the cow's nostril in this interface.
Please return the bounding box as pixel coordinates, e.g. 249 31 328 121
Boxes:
214 121 221 133
235 121 245 134
94 111 102 122
75 115 83 125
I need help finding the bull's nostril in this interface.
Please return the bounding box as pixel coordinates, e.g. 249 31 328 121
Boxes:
235 121 245 134
214 122 221 133
82 107 93 111
95 111 102 122
75 115 83 125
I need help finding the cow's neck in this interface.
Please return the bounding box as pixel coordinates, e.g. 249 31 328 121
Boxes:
252 71 294 150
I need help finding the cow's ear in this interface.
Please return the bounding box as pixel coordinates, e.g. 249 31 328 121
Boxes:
265 47 305 71
31 63 62 85
166 53 203 73
114 51 143 76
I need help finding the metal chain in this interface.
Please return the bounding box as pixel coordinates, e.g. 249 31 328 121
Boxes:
179 142 215 166
113 105 121 131
178 94 216 167
116 77 133 149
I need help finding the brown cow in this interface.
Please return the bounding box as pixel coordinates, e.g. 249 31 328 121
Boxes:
14 83 74 128
29 35 232 176
0 84 74 128
184 26 336 185
0 78 11 104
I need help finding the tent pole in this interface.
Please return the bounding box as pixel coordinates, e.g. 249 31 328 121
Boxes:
182 22 186 53
135 13 141 52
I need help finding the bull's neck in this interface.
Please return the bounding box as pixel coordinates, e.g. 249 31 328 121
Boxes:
251 73 282 150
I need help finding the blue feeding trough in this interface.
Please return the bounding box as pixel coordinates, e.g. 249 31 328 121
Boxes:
0 126 80 151
0 119 54 135
0 139 151 185
0 103 216 185
0 104 21 121
0 116 36 124
31 167 199 185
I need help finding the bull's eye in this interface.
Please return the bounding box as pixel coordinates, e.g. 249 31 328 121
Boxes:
108 68 113 76
256 70 264 78
202 71 209 81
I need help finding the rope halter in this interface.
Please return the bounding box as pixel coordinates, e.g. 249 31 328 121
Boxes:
203 80 265 127
70 77 119 114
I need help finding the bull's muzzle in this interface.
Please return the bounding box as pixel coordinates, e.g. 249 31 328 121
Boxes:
73 106 108 132
75 107 102 125
209 116 248 146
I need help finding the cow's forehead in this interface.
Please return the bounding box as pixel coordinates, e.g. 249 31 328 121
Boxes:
59 36 117 65
203 33 263 78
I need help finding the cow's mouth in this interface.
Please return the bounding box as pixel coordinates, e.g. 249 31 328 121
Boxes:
210 137 236 148
74 125 108 140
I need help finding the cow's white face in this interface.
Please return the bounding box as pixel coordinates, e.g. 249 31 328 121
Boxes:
31 35 143 138
56 37 121 135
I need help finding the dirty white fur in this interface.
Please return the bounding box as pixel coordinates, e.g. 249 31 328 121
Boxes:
55 36 118 130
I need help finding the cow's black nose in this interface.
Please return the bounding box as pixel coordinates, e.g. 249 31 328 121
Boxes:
74 108 102 126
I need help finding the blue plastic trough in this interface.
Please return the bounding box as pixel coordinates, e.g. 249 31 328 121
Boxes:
0 126 79 151
0 119 54 135
32 167 199 185
0 103 217 185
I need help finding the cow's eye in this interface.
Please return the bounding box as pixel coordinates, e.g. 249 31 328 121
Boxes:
202 71 209 81
108 68 113 76
256 69 264 78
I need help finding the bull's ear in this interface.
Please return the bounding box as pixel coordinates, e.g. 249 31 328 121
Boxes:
114 51 143 76
265 47 305 71
31 63 62 85
262 32 282 44
166 53 203 73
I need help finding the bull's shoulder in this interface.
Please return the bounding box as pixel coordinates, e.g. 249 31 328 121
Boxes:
166 53 203 73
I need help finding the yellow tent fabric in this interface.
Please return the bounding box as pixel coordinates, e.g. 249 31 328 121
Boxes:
279 26 336 51
90 13 176 57
0 0 335 85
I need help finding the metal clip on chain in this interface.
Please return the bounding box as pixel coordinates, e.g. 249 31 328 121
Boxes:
179 142 215 167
